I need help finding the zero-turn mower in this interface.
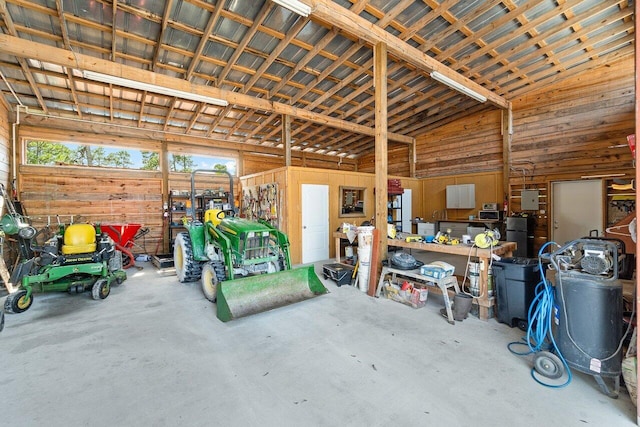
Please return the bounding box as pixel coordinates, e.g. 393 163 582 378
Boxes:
3 222 127 314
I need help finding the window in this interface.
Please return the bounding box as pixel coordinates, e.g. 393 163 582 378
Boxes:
26 140 160 171
168 152 236 175
339 186 366 217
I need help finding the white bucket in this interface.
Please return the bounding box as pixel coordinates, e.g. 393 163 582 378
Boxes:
345 246 354 258
468 262 480 297
357 226 375 293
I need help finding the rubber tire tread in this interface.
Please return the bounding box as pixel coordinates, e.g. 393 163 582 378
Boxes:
92 278 110 300
201 263 219 302
174 232 202 283
212 260 227 282
5 290 33 313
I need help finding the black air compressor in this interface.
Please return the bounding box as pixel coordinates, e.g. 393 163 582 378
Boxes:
550 239 624 398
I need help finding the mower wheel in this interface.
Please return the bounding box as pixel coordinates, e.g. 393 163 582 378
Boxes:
201 262 220 302
92 278 110 300
5 290 33 313
174 232 202 283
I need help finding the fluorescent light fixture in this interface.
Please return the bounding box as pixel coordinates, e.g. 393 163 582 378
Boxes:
272 0 311 17
581 173 626 179
83 70 228 107
430 71 487 103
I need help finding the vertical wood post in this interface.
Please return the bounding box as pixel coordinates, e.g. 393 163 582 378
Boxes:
374 42 388 262
502 104 512 209
161 141 169 253
282 114 291 167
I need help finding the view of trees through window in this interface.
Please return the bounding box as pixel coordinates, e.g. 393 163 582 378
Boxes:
26 140 236 174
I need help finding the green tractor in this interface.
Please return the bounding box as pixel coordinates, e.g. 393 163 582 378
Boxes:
174 170 327 322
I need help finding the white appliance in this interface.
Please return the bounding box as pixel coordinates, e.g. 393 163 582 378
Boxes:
417 222 436 236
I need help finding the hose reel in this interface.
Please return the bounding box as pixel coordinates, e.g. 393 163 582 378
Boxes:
474 229 500 248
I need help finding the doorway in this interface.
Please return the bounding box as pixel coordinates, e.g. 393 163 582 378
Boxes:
301 184 329 264
551 180 603 245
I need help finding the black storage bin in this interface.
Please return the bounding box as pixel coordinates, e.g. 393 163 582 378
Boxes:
493 257 542 329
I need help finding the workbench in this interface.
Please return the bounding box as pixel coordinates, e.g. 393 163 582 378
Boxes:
386 239 517 321
332 231 517 320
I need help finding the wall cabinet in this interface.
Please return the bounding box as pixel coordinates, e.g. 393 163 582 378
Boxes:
446 184 476 209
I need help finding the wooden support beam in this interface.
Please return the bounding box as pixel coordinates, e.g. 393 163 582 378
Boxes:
283 114 291 166
161 141 169 253
502 105 512 205
0 34 413 144
374 42 388 260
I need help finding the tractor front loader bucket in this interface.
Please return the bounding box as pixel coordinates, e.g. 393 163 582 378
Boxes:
216 265 328 322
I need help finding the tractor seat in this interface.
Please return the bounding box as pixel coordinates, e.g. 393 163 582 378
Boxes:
61 224 97 255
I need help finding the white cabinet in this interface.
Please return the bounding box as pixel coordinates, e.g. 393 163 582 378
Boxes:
446 184 476 209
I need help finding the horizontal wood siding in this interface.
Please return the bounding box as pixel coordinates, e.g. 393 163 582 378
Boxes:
19 165 163 255
357 144 411 176
413 109 503 178
242 153 357 177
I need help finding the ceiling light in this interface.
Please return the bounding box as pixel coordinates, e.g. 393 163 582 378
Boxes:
430 71 487 103
272 0 311 17
83 71 228 107
580 173 626 179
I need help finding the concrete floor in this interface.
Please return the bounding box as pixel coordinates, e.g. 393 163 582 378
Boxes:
0 260 636 427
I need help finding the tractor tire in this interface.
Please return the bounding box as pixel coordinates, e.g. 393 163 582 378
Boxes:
212 260 227 282
92 278 110 300
5 290 33 313
174 232 202 283
201 262 220 302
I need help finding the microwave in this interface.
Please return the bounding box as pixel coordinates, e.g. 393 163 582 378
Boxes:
478 210 500 220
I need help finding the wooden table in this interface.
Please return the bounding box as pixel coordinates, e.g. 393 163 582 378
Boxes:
333 231 355 262
387 239 517 321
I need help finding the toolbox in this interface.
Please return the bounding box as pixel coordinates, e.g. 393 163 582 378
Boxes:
151 254 174 269
322 263 355 287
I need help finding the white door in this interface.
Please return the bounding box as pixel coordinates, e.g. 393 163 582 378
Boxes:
552 180 603 245
301 184 329 264
401 189 412 233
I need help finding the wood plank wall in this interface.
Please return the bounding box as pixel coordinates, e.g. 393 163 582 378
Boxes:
357 144 411 176
242 152 357 176
510 57 635 252
19 164 165 255
413 109 503 178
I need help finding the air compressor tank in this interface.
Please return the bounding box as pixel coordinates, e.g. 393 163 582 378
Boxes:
553 273 623 397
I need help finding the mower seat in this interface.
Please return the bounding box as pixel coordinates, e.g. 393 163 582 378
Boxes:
61 224 97 255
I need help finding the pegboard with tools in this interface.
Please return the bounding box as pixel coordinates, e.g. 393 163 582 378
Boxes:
242 183 280 228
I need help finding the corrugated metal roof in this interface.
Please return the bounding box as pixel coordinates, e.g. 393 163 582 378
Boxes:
0 0 633 158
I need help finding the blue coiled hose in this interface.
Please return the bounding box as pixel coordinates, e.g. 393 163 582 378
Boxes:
507 241 572 388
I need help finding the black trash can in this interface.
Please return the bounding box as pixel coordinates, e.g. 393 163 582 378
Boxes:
493 257 543 329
